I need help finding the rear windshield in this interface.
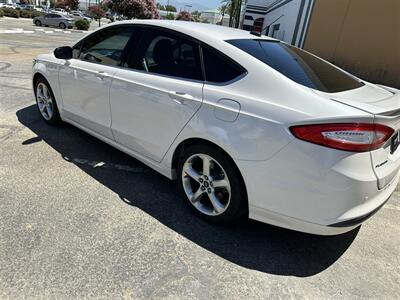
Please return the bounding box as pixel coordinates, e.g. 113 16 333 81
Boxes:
227 39 364 93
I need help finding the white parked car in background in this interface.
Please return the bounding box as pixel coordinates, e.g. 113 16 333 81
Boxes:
69 10 92 22
32 20 400 235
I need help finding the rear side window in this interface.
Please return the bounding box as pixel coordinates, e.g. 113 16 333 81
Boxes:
202 47 245 83
79 26 135 66
227 39 364 93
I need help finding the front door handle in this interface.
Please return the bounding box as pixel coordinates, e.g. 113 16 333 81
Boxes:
168 91 194 104
95 71 110 80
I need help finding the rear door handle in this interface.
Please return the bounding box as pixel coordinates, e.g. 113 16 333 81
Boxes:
168 91 194 104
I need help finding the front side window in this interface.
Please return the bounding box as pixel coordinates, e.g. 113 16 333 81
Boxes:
127 28 203 81
227 39 364 93
79 26 135 66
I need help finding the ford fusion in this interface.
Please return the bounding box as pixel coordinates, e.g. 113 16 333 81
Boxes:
32 20 400 235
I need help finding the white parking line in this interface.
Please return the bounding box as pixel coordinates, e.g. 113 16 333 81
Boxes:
3 30 23 33
0 29 83 34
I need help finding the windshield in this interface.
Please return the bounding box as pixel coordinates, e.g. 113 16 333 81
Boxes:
227 39 364 93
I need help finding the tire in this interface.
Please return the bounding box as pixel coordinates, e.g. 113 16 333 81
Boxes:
35 20 42 26
34 77 61 126
59 23 66 29
177 144 248 224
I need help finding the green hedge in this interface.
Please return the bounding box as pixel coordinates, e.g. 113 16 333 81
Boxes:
1 8 45 19
0 9 4 18
75 19 90 31
2 7 20 18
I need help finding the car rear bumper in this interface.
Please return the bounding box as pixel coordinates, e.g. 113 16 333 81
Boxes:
328 195 390 227
236 139 399 235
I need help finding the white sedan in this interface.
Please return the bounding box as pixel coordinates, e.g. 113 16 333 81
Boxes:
32 20 400 235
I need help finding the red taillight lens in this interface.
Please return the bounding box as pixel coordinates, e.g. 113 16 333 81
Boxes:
290 123 394 152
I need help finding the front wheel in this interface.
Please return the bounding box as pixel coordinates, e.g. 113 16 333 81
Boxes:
35 20 42 26
34 78 61 125
177 144 248 223
59 23 66 29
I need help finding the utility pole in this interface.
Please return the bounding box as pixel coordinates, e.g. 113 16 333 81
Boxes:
97 0 100 28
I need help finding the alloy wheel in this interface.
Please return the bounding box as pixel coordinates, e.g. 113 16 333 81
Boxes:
36 82 54 121
181 154 231 216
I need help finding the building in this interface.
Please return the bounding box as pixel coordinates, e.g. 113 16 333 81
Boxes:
200 9 229 25
242 0 400 88
158 10 178 19
243 0 314 47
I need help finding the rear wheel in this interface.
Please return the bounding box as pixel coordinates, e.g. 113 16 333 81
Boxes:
177 144 247 223
59 22 66 29
35 20 42 26
34 77 61 125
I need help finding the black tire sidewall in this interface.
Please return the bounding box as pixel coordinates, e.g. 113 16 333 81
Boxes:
34 78 61 125
59 23 66 29
177 144 248 224
35 20 41 26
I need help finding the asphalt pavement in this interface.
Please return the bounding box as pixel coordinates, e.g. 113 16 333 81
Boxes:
0 17 399 299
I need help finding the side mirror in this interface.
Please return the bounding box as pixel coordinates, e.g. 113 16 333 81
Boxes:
54 46 73 60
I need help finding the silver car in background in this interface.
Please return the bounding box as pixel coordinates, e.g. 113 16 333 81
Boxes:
69 11 91 22
33 13 75 29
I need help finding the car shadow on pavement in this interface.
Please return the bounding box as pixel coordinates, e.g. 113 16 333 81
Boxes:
17 105 359 277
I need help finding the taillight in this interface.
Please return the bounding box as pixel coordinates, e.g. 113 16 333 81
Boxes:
290 123 394 152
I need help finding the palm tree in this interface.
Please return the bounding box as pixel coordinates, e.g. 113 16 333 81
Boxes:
220 0 244 28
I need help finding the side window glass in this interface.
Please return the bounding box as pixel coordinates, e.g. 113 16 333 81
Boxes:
79 26 134 66
202 47 245 83
128 29 203 81
72 41 82 59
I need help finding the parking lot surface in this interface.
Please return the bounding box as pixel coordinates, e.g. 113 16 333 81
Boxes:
0 17 399 299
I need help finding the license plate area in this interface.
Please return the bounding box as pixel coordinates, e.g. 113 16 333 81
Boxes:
391 132 400 154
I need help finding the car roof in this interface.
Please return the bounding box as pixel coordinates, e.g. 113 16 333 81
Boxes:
113 20 276 43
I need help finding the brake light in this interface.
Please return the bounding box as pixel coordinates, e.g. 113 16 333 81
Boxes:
290 123 394 152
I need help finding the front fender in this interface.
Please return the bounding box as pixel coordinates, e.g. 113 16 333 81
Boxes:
32 56 63 113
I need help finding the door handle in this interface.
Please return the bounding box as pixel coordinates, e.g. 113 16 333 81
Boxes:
95 71 110 80
168 91 194 104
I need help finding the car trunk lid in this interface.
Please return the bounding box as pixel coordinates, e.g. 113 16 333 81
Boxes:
314 83 400 189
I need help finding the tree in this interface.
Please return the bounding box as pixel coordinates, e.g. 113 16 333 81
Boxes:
55 0 66 8
156 3 165 10
165 4 176 12
175 10 192 21
220 0 243 28
67 0 80 10
109 0 159 19
191 10 201 22
89 5 105 19
54 0 79 10
165 13 175 20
